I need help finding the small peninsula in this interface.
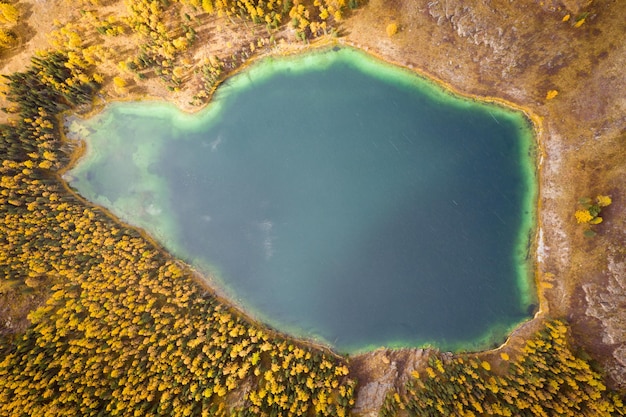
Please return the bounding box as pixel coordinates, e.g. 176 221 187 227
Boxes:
0 0 624 416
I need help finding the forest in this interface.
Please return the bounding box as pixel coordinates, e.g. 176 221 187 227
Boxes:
381 321 624 417
0 0 624 416
0 48 355 416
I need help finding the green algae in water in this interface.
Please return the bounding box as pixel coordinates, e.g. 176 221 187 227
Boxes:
67 47 537 354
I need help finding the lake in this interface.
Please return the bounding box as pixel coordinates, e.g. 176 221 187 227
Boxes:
66 47 537 353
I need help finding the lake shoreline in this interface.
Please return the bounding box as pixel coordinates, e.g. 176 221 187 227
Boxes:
62 41 543 359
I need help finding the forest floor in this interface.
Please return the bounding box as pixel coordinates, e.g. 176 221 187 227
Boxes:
1 0 624 414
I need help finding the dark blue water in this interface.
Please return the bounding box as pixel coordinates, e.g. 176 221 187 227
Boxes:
67 47 536 353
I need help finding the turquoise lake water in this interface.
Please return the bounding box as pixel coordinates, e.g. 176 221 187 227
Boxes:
66 47 537 353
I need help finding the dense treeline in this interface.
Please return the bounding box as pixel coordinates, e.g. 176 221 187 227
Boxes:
0 52 355 416
381 320 625 417
1 51 100 168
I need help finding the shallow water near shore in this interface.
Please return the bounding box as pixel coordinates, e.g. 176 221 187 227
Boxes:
67 47 537 353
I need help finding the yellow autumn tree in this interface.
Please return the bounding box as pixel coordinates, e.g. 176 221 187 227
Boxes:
596 195 611 207
113 76 127 88
0 28 14 48
546 89 559 100
202 0 214 13
0 3 19 24
575 209 593 223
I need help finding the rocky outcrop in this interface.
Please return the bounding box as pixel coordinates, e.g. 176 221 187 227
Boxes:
351 348 434 417
583 252 626 388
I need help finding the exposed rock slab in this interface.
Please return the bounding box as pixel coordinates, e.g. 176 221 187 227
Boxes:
583 252 626 388
351 348 433 416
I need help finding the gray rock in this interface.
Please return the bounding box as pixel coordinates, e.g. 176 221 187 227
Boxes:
583 253 626 388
